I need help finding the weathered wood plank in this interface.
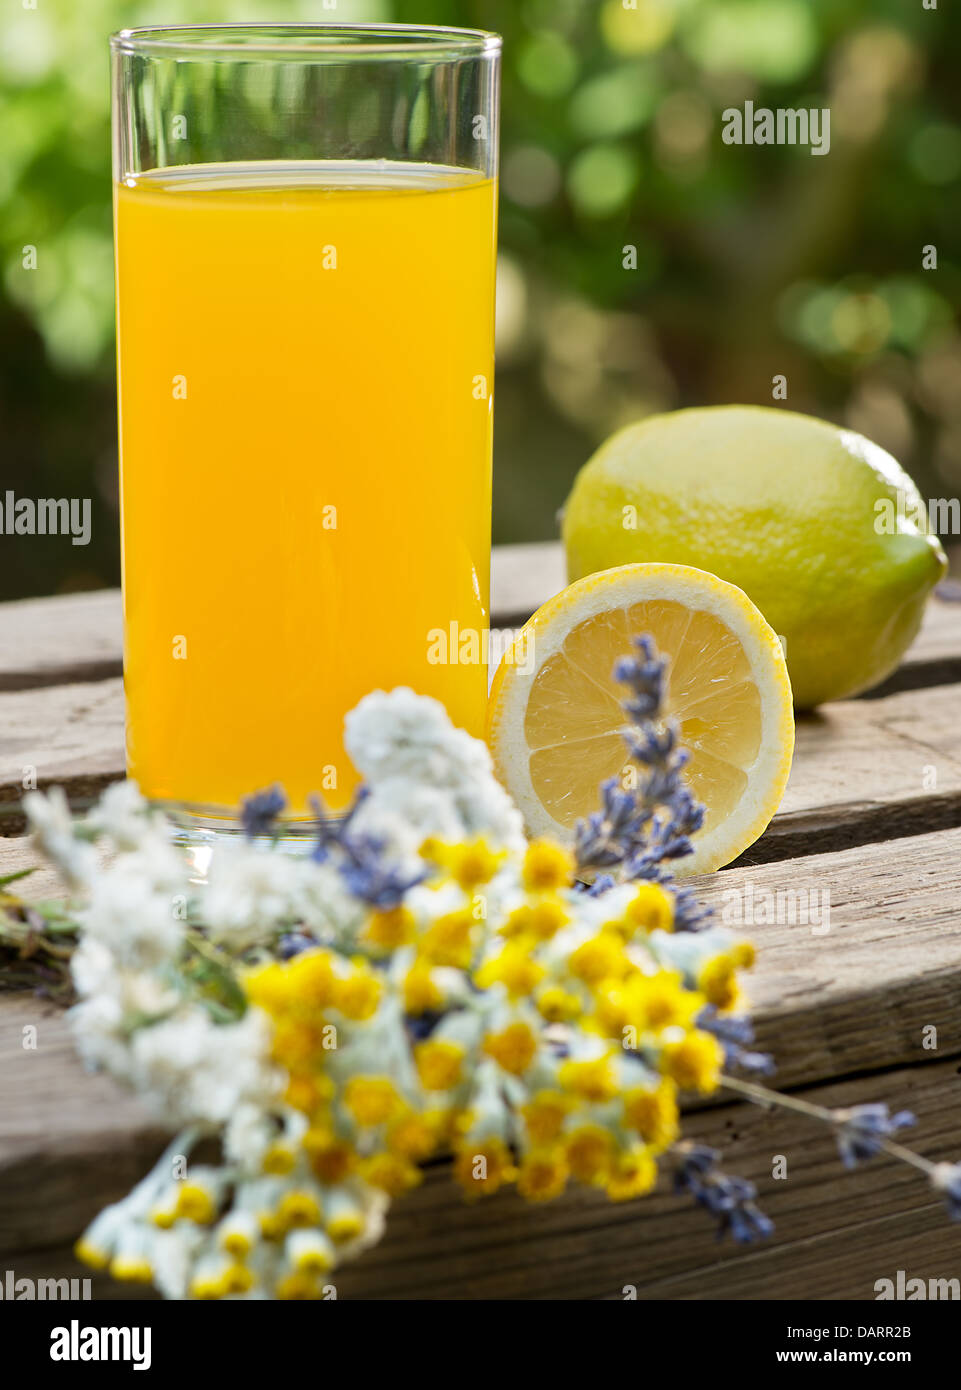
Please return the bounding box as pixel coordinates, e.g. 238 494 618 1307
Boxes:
5 1057 959 1300
3 675 961 861
0 589 123 692
699 828 961 1083
740 682 961 864
0 547 956 691
0 680 125 830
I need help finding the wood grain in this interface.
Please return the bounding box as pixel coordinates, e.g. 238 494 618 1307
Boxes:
6 1057 960 1300
0 555 959 1298
3 677 961 860
0 589 123 692
0 680 125 830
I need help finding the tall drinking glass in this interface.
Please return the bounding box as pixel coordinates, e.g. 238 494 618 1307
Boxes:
110 24 500 838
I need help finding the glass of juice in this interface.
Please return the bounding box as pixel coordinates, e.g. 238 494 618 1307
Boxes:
110 25 500 840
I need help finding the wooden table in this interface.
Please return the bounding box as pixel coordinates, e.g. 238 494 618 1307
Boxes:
2 543 960 1300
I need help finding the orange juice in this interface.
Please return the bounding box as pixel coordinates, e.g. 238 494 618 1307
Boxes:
115 162 496 816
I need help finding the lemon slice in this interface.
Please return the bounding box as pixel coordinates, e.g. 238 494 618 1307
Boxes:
487 563 794 875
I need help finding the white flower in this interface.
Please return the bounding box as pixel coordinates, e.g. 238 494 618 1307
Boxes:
23 787 96 888
85 780 153 851
345 688 525 851
129 1006 280 1126
78 855 186 968
223 1103 276 1172
293 857 366 941
70 936 116 997
70 992 129 1076
203 842 305 950
648 924 739 981
151 1226 205 1301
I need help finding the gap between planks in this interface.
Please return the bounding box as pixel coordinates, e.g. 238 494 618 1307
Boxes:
2 674 961 864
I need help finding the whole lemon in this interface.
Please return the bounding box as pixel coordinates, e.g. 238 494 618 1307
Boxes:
561 405 947 707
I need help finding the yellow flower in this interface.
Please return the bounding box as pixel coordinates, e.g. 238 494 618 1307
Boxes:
454 1136 517 1197
423 837 505 891
326 1201 366 1245
333 966 382 1020
363 905 416 950
569 931 630 985
262 1140 298 1176
483 1021 538 1075
619 883 675 936
415 1039 466 1090
501 897 570 940
244 961 292 1015
522 1090 572 1146
633 971 702 1033
387 1111 443 1160
590 979 636 1037
270 1019 325 1070
175 1180 218 1225
419 908 476 968
558 1055 618 1103
305 1133 356 1184
535 983 583 1022
217 1214 258 1259
284 1073 332 1117
698 953 741 1010
276 1188 323 1231
74 1237 110 1271
622 1078 679 1151
605 1146 658 1202
522 839 574 892
475 942 544 998
359 1152 423 1196
276 1184 325 1228
517 1149 569 1202
343 1076 404 1127
661 1030 724 1094
733 940 756 968
221 1263 255 1295
403 960 444 1015
287 1230 335 1274
109 1254 153 1284
148 1197 178 1230
285 949 338 1010
565 1125 616 1184
190 1274 225 1300
276 1271 324 1300
257 1210 285 1242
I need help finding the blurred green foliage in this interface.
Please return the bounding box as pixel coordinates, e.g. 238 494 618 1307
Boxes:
1 0 959 597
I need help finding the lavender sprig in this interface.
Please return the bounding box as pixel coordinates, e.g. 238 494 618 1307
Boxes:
574 635 706 899
310 787 427 909
673 1142 774 1244
240 785 287 840
697 1006 775 1076
833 1103 916 1169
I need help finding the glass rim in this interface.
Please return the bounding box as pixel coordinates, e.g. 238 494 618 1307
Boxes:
110 22 502 60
